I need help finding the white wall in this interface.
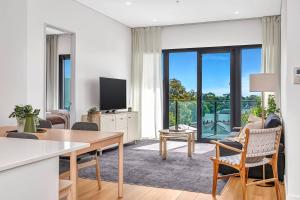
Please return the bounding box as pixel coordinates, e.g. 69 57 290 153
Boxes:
281 0 300 199
26 0 132 120
162 18 262 49
0 0 28 124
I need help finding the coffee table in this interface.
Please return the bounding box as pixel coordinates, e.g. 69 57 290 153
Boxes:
159 129 195 160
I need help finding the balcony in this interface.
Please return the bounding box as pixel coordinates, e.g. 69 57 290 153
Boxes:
169 99 259 140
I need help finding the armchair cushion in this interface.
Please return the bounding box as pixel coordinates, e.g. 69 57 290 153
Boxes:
264 114 281 129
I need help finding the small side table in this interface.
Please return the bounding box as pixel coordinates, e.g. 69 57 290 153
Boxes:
159 129 195 160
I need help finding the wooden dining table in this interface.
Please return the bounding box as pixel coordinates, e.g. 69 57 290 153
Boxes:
0 126 124 200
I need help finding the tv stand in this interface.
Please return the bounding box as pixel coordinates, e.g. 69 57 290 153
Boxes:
81 111 140 146
105 110 116 114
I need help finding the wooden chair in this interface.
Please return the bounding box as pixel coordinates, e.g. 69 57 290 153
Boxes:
59 179 72 200
210 126 282 200
59 122 102 190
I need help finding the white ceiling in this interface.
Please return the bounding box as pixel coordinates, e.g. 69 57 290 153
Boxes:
75 0 281 28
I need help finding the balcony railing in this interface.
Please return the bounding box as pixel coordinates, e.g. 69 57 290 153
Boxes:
169 99 259 139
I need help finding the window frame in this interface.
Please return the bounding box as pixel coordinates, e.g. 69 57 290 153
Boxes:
59 54 71 110
162 44 262 142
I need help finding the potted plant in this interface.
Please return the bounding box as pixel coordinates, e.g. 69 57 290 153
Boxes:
9 105 40 132
87 107 100 123
251 95 280 118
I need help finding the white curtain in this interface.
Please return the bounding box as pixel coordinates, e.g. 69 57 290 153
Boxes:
131 27 163 139
46 35 59 111
262 16 281 106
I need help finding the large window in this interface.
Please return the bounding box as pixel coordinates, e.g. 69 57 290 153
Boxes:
241 48 262 125
169 51 197 128
59 55 71 111
163 45 262 141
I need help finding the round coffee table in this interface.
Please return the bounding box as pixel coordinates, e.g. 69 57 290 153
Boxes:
159 129 195 160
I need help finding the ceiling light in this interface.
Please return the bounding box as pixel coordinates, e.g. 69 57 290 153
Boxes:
234 11 239 15
125 1 132 6
152 18 157 22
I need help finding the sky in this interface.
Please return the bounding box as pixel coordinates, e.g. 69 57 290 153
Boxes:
169 48 262 97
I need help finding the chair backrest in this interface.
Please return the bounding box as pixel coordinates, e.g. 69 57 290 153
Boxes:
244 127 282 158
38 119 52 128
71 122 99 131
7 132 39 140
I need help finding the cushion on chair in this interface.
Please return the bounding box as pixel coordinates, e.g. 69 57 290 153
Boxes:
264 114 281 129
217 154 271 168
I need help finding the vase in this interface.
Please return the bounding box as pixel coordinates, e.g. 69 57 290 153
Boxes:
87 112 100 123
17 118 25 132
24 114 37 133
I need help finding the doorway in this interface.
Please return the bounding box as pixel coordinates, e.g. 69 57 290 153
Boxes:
45 25 76 124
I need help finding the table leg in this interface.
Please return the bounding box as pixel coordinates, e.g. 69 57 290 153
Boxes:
159 134 162 155
163 137 167 160
70 151 77 200
192 132 195 153
118 136 124 198
188 134 192 157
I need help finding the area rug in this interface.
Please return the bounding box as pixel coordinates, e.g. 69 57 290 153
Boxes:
79 140 227 194
134 141 215 154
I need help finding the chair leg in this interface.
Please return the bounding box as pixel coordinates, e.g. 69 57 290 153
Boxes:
272 159 281 200
95 154 102 190
245 168 249 184
240 168 247 200
212 160 219 198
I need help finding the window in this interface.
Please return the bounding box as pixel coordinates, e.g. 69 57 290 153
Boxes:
59 55 71 111
241 48 262 126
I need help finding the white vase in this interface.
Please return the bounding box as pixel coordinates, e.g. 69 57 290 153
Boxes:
17 118 25 132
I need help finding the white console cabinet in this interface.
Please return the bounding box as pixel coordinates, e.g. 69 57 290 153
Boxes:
82 112 139 144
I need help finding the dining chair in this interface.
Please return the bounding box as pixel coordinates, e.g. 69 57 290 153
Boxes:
59 122 102 190
7 132 39 139
210 126 282 200
7 132 71 199
38 119 53 129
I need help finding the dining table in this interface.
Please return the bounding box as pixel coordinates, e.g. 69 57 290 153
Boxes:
0 126 124 200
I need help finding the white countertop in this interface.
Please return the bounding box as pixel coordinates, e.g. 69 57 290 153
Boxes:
0 137 89 172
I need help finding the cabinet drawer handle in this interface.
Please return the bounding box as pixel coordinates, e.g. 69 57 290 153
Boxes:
112 119 114 121
128 117 131 119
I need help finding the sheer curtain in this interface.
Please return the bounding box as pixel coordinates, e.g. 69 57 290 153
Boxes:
46 35 59 111
262 16 281 106
131 27 163 139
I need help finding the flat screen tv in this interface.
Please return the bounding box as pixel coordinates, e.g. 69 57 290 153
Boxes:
99 77 126 111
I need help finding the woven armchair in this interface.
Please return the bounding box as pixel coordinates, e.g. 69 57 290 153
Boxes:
210 126 282 200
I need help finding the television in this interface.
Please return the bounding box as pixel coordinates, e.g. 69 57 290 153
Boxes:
99 77 127 111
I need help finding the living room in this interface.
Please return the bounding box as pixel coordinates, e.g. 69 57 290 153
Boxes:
0 0 299 200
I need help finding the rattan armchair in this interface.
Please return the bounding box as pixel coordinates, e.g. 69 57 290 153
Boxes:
210 126 282 200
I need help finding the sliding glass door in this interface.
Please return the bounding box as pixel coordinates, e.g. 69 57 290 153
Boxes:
202 52 231 140
167 51 198 139
163 45 262 142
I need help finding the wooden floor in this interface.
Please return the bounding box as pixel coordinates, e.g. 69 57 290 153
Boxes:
78 177 285 200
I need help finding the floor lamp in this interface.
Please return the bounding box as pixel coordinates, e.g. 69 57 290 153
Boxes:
250 73 277 127
249 73 277 186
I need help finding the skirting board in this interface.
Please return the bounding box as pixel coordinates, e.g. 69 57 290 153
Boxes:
285 175 300 200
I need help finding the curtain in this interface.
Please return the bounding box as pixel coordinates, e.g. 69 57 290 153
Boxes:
46 35 59 111
262 16 281 106
131 27 163 139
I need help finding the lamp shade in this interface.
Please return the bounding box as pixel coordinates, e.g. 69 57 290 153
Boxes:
249 73 277 92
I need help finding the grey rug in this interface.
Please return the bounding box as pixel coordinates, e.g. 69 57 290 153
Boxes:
79 140 227 194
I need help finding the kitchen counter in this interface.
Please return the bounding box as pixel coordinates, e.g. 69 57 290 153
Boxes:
0 136 89 200
0 137 89 172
